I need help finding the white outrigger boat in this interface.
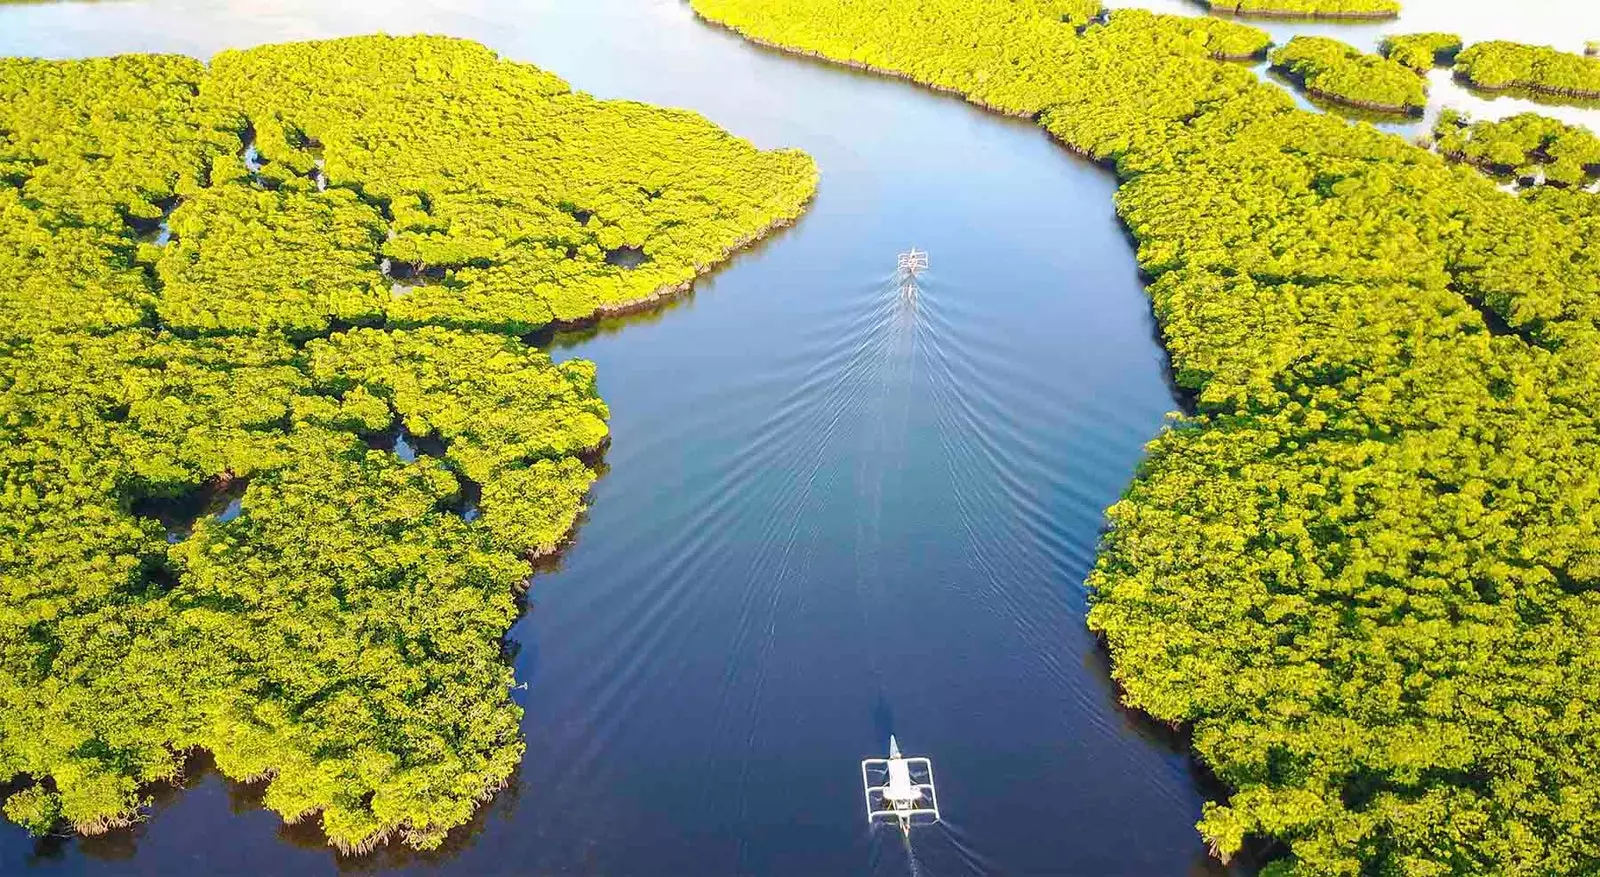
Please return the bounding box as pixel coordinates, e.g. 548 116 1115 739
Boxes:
896 248 928 277
861 735 941 837
896 248 928 303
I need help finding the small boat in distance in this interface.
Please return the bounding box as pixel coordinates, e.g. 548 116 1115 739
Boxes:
896 249 927 302
896 248 929 277
861 735 941 837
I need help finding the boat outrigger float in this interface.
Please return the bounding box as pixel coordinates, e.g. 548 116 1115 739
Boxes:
861 735 941 837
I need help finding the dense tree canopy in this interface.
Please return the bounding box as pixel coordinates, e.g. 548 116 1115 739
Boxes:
1270 36 1427 115
0 36 815 853
1433 110 1600 188
691 0 1600 873
1455 40 1600 101
1378 32 1462 72
1197 0 1398 20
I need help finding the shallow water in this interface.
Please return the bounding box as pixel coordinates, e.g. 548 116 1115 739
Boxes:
0 1 1592 874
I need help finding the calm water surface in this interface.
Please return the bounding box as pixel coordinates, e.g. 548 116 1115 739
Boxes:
0 1 1594 874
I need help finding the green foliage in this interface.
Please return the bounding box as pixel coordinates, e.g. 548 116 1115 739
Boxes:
691 0 1600 873
1200 0 1398 19
201 35 817 329
3 787 62 835
0 55 226 338
155 186 389 338
0 35 816 852
1456 40 1600 101
1378 32 1462 72
1434 110 1600 188
1270 35 1427 115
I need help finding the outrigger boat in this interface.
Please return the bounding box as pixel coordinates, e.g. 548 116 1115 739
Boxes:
896 248 928 276
861 735 941 838
896 248 928 302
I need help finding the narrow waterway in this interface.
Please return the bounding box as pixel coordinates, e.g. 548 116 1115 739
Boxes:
4 1 1595 874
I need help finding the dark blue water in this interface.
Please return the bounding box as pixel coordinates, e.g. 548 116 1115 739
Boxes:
1 1 1215 873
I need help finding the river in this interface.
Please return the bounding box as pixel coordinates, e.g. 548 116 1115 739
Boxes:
2 1 1596 875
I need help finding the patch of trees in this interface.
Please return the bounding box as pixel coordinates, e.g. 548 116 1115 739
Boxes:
0 37 815 853
1433 110 1600 188
690 0 1600 873
1197 0 1398 20
1378 32 1461 72
202 36 817 330
1270 35 1427 115
0 54 224 338
1455 40 1600 101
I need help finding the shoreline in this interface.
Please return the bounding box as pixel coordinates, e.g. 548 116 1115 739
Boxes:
548 186 819 332
1198 1 1398 21
63 429 618 853
1304 84 1422 116
688 9 1039 119
1455 72 1600 101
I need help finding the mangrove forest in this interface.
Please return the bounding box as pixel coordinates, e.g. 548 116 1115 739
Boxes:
0 35 816 853
689 0 1600 873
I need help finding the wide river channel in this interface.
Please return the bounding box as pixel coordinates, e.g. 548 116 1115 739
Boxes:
2 1 1597 874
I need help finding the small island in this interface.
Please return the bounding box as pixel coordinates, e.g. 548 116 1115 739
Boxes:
1270 35 1428 115
1378 31 1463 72
1455 39 1600 101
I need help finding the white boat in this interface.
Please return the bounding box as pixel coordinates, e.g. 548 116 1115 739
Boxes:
896 248 929 276
861 735 940 836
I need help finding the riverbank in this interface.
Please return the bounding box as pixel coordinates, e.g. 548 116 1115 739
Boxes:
1304 84 1422 114
581 196 815 324
685 9 1041 119
1455 73 1600 101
